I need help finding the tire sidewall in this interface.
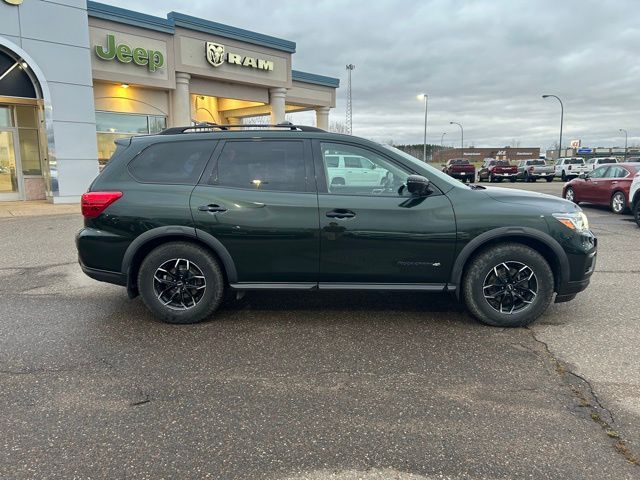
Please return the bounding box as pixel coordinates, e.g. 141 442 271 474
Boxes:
611 192 626 214
138 243 224 324
463 245 554 327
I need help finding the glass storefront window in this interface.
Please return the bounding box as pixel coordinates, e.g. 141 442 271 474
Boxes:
19 129 42 175
16 106 37 128
0 106 13 128
96 112 167 167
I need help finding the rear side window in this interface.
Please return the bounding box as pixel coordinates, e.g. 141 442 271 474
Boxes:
213 140 307 192
344 156 363 168
325 155 340 168
128 140 215 184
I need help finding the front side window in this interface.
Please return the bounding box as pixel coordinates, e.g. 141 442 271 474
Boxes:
213 140 307 192
321 143 410 196
128 140 214 184
589 166 608 179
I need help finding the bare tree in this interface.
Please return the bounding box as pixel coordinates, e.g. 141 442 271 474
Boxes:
329 120 349 134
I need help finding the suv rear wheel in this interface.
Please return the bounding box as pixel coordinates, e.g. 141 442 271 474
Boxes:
138 242 224 324
462 243 554 327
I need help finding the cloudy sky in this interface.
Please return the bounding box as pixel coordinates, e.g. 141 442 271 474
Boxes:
103 0 640 149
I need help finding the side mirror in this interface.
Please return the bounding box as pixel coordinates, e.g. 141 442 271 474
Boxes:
579 173 587 179
406 174 431 196
371 163 377 170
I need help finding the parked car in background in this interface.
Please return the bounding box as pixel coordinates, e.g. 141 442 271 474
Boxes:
442 158 476 182
477 158 517 182
555 157 589 181
325 153 389 187
516 159 554 182
630 170 640 227
563 163 639 214
586 157 618 171
625 157 640 163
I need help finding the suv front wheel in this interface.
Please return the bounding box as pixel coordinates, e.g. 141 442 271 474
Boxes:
462 243 554 327
138 242 225 324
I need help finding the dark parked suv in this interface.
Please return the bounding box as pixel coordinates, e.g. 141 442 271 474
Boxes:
77 124 597 327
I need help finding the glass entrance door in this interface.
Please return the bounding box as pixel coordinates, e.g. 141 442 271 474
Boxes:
0 129 21 200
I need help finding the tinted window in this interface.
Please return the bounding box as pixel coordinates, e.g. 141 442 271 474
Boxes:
344 156 363 168
568 158 584 164
451 159 470 165
129 140 214 184
495 160 510 166
529 160 545 166
600 158 617 164
605 166 629 178
214 140 307 192
325 155 339 168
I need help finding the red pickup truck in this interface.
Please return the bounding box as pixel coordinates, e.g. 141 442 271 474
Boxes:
477 158 518 183
442 159 476 183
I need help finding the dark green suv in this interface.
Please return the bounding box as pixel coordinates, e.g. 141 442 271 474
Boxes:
76 124 596 327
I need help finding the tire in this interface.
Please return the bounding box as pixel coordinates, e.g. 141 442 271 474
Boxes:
546 177 554 182
462 243 554 327
561 171 567 182
510 177 516 183
564 186 578 204
633 201 640 228
610 191 627 214
490 174 495 183
524 172 530 183
531 177 537 182
138 242 225 324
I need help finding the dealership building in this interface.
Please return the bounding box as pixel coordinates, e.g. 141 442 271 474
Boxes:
0 0 339 203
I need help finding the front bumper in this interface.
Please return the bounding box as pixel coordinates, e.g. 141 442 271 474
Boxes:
555 236 597 302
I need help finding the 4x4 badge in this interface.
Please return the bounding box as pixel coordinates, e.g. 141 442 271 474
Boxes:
206 42 225 67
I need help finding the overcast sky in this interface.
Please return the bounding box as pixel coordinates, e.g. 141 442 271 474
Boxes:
103 0 640 149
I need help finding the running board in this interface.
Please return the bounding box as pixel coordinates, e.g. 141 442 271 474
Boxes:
229 282 455 292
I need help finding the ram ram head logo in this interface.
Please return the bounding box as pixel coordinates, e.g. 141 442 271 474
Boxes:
206 42 225 67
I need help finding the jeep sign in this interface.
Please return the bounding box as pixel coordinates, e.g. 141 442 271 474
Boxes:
95 34 164 73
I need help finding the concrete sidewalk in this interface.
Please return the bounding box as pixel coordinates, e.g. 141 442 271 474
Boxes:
0 200 79 218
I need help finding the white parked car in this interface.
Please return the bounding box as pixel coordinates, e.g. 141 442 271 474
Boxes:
630 169 640 227
554 157 590 181
585 157 618 171
325 154 389 186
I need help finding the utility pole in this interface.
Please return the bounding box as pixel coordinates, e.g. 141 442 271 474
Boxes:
542 95 563 160
345 64 355 135
619 129 628 161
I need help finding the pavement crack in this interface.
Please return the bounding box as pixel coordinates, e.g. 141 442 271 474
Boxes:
526 326 639 466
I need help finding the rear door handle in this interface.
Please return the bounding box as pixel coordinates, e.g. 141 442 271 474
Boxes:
326 209 356 219
198 203 227 213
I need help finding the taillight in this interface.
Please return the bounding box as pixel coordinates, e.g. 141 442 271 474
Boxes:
81 191 122 218
529 166 535 172
568 165 572 170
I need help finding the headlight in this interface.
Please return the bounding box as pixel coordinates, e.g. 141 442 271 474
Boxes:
552 212 590 232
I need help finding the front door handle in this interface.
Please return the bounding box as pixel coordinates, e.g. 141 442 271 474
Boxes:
326 209 356 219
198 203 227 213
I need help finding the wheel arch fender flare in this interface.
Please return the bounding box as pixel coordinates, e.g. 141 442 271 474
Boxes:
120 226 238 283
449 226 570 298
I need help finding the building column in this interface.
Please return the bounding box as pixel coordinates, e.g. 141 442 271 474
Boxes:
315 107 330 131
226 117 240 126
171 72 191 126
269 87 287 124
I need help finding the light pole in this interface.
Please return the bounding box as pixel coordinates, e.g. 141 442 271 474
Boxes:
449 121 463 157
619 129 628 161
542 94 563 160
418 94 428 161
441 132 446 146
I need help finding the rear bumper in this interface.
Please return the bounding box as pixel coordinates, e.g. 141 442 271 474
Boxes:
79 261 127 286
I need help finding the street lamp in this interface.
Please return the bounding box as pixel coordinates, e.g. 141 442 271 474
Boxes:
542 94 563 160
418 93 428 161
449 121 463 157
441 132 446 147
619 129 628 161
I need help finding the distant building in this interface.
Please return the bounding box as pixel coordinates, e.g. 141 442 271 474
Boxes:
433 147 540 164
545 147 640 161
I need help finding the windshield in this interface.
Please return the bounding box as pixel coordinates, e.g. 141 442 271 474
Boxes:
495 160 510 166
568 158 584 164
599 158 617 164
528 160 546 166
450 159 470 165
380 144 462 189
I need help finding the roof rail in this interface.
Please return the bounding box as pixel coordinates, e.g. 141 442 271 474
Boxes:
158 121 325 135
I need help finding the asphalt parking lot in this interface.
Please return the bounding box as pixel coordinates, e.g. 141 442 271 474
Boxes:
1 181 639 479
